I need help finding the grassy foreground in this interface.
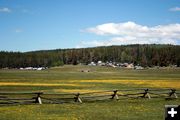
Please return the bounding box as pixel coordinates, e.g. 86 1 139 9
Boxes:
0 65 180 120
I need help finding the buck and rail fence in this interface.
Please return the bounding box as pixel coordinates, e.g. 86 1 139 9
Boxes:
0 88 179 105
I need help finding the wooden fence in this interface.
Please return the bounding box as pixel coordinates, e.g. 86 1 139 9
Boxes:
0 88 179 105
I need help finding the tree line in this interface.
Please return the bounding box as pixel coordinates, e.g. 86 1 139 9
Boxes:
0 44 180 68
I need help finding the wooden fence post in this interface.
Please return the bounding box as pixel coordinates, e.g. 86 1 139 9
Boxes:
142 89 151 99
35 92 42 104
111 90 119 100
74 93 82 103
169 89 178 99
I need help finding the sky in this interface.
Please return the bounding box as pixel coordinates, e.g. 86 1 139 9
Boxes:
0 0 180 52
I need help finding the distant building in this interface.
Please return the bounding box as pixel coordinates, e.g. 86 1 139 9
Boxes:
97 61 102 64
126 63 134 69
20 67 46 71
88 62 96 66
134 66 144 70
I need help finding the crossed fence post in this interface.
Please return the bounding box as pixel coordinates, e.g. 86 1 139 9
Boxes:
34 92 43 104
169 89 178 99
74 93 82 103
142 89 151 99
111 90 119 100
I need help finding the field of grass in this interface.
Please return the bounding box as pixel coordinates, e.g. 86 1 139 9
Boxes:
0 65 180 120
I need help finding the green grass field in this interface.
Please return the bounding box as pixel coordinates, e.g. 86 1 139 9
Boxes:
0 65 180 120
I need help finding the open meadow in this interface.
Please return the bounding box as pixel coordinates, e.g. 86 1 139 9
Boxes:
0 65 180 120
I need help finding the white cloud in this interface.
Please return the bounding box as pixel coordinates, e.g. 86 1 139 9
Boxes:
77 40 112 48
0 7 11 13
169 7 180 12
79 21 180 47
86 22 151 36
15 29 23 33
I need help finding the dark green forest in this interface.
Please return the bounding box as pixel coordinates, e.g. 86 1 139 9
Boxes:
0 44 180 68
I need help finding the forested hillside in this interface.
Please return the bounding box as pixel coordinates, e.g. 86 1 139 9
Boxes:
0 44 180 68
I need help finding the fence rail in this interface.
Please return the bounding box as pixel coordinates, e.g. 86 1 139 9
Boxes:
0 88 179 105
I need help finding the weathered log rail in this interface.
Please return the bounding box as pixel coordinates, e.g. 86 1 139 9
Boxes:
0 88 179 105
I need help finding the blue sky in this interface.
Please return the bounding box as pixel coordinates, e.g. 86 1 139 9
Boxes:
0 0 180 52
